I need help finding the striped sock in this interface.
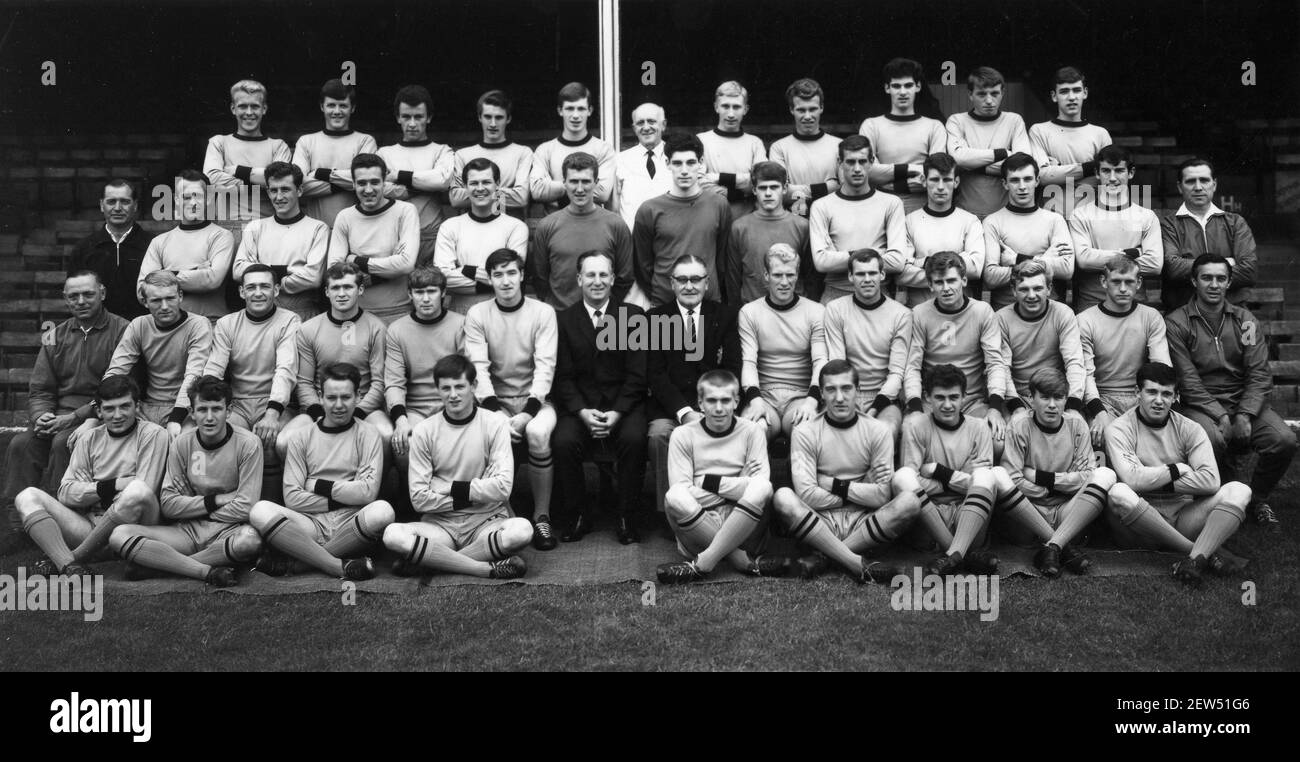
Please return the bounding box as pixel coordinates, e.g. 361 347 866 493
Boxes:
23 510 74 569
949 485 993 557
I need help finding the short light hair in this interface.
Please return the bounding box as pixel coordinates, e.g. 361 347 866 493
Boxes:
966 67 1004 91
408 266 447 291
925 251 965 280
784 78 823 108
1028 368 1067 398
557 81 591 107
142 270 181 292
562 151 599 181
1011 259 1049 287
1102 253 1140 276
230 79 267 103
714 80 748 102
764 243 799 273
697 369 740 398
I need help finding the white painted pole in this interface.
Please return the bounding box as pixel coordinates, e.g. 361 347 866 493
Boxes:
598 0 621 148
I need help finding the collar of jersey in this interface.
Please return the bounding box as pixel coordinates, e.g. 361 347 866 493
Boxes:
327 308 364 326
935 296 969 315
317 418 356 434
198 424 235 450
322 128 355 137
765 294 799 312
443 406 478 426
792 130 825 142
835 188 875 201
712 127 746 138
411 308 448 325
1050 118 1089 128
231 133 269 142
933 413 965 431
701 417 737 438
967 110 1001 123
826 412 858 429
885 113 922 122
355 199 396 216
106 419 140 439
923 205 955 218
274 211 306 225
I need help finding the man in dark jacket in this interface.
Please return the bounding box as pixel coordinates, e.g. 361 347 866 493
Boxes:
1160 158 1258 311
68 179 155 319
553 251 648 544
1165 253 1293 531
646 254 742 513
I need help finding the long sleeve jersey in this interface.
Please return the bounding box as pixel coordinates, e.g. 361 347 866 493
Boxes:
1028 118 1112 207
105 311 212 414
666 416 770 510
725 210 812 305
904 297 1006 408
58 420 169 509
945 110 1031 218
901 413 993 501
739 295 827 393
1068 199 1163 311
377 138 455 231
203 133 292 219
808 189 906 295
769 131 841 204
1076 303 1170 411
283 418 384 513
450 141 534 216
203 306 300 411
529 134 617 211
859 113 948 214
1002 412 1095 506
138 222 235 319
463 297 558 402
408 406 513 516
823 294 911 405
790 412 894 510
697 128 768 219
896 205 985 306
996 301 1086 409
292 129 378 227
982 203 1074 310
234 212 329 318
160 426 263 524
328 199 421 316
434 212 529 306
1105 408 1219 497
633 191 732 306
383 310 466 418
294 309 387 417
532 205 634 309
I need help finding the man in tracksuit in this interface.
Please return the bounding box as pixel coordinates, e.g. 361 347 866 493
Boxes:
1165 253 1294 531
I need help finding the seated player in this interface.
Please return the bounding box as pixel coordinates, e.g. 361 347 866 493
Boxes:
901 364 1011 575
530 82 617 214
823 249 910 435
772 360 920 582
202 264 300 452
698 80 768 221
382 354 531 579
464 248 558 548
436 158 529 315
109 376 263 587
1104 362 1251 587
738 243 828 441
250 362 394 580
277 262 390 459
1001 368 1117 577
378 84 455 266
892 152 985 307
1165 254 1294 530
328 152 420 325
981 152 1073 309
996 260 1086 421
768 78 841 216
450 90 533 220
725 160 815 304
904 251 1008 455
386 266 466 472
233 161 329 320
1076 254 1170 448
16 375 168 576
656 370 787 583
1068 145 1162 312
293 78 378 228
139 169 235 321
97 271 213 437
203 78 292 220
809 135 906 303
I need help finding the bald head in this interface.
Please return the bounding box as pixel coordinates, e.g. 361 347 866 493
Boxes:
631 103 666 150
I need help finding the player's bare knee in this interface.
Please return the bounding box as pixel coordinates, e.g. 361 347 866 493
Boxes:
231 526 263 559
108 524 134 554
381 523 413 553
1221 481 1252 510
14 487 44 517
771 488 802 519
744 479 773 509
892 467 921 494
248 500 281 531
1107 483 1138 514
1091 466 1117 490
990 465 1014 493
970 467 995 489
500 517 533 551
363 500 396 531
112 482 150 522
664 486 695 519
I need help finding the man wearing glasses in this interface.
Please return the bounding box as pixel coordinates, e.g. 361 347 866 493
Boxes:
3 271 130 529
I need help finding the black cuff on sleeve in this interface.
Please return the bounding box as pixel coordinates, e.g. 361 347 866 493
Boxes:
353 408 367 421
1168 464 1181 484
1066 397 1084 413
481 396 502 412
986 395 1006 416
353 255 370 273
1085 398 1106 418
1034 469 1057 490
1016 253 1034 263
450 480 471 507
462 265 477 280
267 401 285 416
397 170 414 188
234 165 253 183
313 168 332 183
1006 397 1025 413
96 479 118 506
1081 160 1098 178
167 407 188 425
1123 248 1141 261
306 404 325 421
327 499 346 512
993 149 1009 163
906 397 923 414
523 397 543 417
702 474 723 494
807 385 823 403
389 404 407 421
871 394 892 413
719 172 737 189
330 182 352 193
475 281 494 294
204 494 220 514
313 479 335 498
810 182 829 199
742 387 763 405
932 464 955 487
831 479 851 500
893 164 910 195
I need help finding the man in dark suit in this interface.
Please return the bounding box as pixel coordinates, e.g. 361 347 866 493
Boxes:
647 254 743 512
553 250 649 544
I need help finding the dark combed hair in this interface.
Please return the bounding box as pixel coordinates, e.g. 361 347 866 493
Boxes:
433 354 477 386
477 89 512 116
838 134 872 159
967 66 1004 91
923 152 957 177
923 363 967 396
1191 252 1233 281
925 250 965 280
1052 66 1087 88
241 262 279 285
819 358 859 389
557 81 591 107
1137 361 1176 389
662 131 704 160
320 78 355 104
1001 152 1039 179
393 84 433 117
351 152 387 177
750 161 788 185
191 374 233 405
1095 144 1132 170
1027 368 1067 398
484 247 523 275
784 77 824 108
561 151 599 180
320 362 361 392
462 156 501 184
264 161 303 187
97 374 140 403
408 266 447 291
883 57 924 84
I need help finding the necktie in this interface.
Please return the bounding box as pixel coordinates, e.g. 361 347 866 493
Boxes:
593 308 602 329
646 150 656 179
686 308 696 344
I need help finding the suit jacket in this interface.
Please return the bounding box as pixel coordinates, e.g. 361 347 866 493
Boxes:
555 298 647 415
646 299 742 421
